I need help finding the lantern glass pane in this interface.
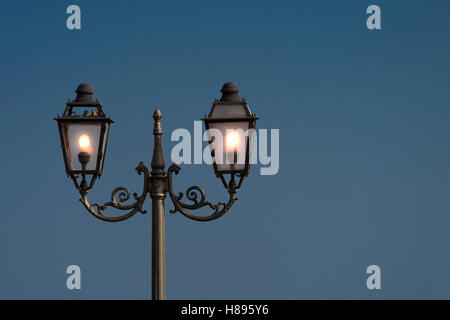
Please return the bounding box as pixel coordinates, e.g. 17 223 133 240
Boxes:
99 122 110 173
207 121 250 173
61 122 102 171
210 104 248 118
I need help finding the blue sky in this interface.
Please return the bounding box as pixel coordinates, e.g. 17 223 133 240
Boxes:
1 0 450 299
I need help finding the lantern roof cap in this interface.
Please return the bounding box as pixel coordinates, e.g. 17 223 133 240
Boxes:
202 82 258 121
74 83 96 103
220 82 240 102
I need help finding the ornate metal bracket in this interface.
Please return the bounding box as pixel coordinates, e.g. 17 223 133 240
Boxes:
79 162 149 222
167 163 244 221
76 161 243 223
73 108 246 223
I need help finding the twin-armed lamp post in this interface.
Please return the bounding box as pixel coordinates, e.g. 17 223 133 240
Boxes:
55 82 258 299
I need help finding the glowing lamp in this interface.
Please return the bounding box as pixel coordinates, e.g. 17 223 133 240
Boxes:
79 134 91 152
226 130 240 150
55 83 113 190
202 82 258 177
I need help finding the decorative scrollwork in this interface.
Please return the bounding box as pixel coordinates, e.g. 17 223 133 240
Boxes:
79 162 150 222
167 164 242 221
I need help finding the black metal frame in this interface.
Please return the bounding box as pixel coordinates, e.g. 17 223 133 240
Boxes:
55 87 113 195
202 90 258 177
56 117 112 175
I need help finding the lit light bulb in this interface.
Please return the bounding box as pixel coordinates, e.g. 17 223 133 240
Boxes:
79 134 91 153
226 131 240 150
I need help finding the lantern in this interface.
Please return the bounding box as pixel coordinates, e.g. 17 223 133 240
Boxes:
55 83 113 190
202 82 258 177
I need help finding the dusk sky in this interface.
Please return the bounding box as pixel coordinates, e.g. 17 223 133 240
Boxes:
1 1 450 299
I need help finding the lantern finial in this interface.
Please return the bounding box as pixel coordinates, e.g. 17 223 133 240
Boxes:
74 83 95 103
220 82 240 102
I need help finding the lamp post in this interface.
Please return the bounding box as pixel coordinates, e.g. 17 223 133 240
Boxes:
55 82 258 300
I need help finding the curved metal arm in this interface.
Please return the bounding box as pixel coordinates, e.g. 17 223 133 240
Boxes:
79 162 149 222
167 164 243 222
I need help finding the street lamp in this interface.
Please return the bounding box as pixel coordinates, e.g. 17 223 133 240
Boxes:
55 82 258 300
202 82 258 178
56 84 113 192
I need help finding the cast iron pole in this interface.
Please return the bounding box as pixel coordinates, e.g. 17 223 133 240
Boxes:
150 109 166 300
